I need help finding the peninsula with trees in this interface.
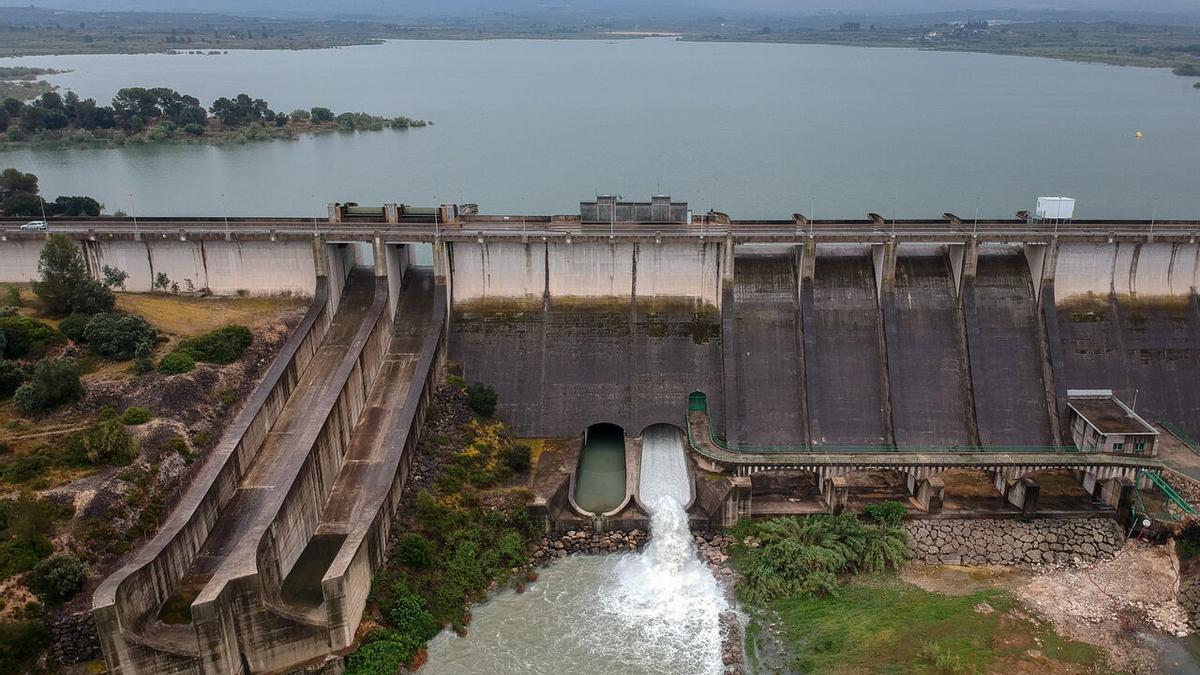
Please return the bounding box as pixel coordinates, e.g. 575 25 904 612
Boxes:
0 86 427 150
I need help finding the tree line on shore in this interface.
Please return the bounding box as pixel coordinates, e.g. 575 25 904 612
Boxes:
0 86 426 142
0 168 101 218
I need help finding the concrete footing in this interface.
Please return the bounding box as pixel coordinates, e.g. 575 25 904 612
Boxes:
995 473 1041 516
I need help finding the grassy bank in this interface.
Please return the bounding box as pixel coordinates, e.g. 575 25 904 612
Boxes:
750 577 1107 673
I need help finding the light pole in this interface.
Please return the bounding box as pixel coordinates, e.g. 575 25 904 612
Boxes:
220 193 231 238
130 193 139 238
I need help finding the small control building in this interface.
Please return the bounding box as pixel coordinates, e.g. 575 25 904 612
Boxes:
1066 389 1158 456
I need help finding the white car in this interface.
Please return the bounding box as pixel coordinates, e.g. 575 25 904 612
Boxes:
20 220 48 231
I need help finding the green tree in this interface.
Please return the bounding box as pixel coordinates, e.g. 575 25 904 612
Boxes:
101 265 128 290
27 553 86 604
310 106 335 123
13 358 84 413
50 195 102 217
32 234 87 315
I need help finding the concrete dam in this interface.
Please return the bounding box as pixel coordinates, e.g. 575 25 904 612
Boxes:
2 196 1196 673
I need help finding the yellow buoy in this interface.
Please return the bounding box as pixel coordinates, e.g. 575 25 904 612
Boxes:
1135 131 1144 139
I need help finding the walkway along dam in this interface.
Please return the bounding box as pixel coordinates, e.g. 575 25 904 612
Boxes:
2 196 1197 672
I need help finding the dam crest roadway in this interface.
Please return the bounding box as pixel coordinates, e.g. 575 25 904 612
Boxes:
3 195 1195 673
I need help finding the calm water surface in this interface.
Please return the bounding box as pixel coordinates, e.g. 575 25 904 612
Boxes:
2 39 1197 218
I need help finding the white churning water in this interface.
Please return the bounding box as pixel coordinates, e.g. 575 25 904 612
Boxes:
423 425 727 674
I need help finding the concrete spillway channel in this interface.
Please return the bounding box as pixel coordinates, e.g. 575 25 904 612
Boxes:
802 254 889 446
731 252 807 445
882 254 976 446
964 253 1054 446
93 263 445 674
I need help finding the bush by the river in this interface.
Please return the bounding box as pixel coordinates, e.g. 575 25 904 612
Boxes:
733 511 908 605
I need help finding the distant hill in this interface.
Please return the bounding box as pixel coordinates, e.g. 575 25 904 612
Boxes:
2 0 1200 22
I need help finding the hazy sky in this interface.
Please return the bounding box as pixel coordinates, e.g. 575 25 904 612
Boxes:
4 0 1199 17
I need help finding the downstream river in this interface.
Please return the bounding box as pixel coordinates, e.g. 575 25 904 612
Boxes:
2 38 1198 218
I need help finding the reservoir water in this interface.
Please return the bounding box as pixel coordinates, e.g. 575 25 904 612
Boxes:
2 38 1198 219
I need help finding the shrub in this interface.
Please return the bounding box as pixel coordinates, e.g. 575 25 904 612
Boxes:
67 420 138 466
120 407 153 425
81 313 157 360
0 619 49 673
500 443 532 474
466 382 498 418
27 553 86 604
0 452 48 484
57 313 93 342
345 633 420 675
68 280 115 315
735 514 908 605
396 533 434 569
0 359 23 399
4 287 20 307
13 359 83 413
383 579 441 644
158 351 195 375
134 339 154 374
176 324 252 364
0 495 64 576
0 316 62 359
863 500 909 528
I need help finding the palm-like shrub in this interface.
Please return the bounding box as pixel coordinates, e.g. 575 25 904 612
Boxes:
737 513 908 604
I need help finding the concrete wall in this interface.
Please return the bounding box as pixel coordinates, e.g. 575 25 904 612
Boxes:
1 237 318 296
1055 242 1200 300
448 241 721 306
87 240 318 297
450 241 546 303
0 238 58 282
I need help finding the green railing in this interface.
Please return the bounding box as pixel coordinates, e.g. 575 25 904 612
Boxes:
1139 469 1197 516
686 391 1082 456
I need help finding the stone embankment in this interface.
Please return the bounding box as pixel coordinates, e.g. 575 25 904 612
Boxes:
906 518 1125 565
530 529 647 563
46 609 101 665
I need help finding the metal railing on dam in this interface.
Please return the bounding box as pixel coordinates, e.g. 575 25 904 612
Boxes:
5 213 1200 245
683 392 1152 468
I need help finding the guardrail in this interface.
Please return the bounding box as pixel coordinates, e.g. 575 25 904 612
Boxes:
686 391 1082 455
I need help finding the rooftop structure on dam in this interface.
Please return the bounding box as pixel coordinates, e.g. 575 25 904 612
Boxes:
2 195 1197 673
